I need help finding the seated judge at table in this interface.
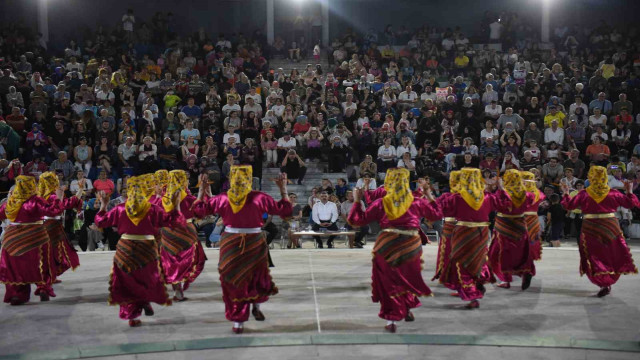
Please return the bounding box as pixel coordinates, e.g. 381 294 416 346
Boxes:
312 191 339 248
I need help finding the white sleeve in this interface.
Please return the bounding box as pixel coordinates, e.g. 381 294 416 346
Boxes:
312 203 320 224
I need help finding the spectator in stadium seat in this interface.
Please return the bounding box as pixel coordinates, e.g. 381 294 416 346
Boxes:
544 120 565 146
49 151 75 182
328 134 348 173
542 157 563 185
543 106 566 128
281 149 306 185
588 92 613 116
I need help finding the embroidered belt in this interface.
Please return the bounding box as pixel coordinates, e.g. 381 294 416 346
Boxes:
444 217 457 222
381 228 419 236
185 218 194 223
456 221 490 227
121 234 155 240
497 213 524 218
225 227 262 234
523 212 538 216
44 216 62 220
583 213 615 219
9 221 44 226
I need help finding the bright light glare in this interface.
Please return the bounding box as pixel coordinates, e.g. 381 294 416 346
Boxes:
291 0 306 3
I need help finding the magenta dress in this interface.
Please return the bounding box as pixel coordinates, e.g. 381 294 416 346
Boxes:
562 190 639 288
157 194 208 288
524 193 546 261
439 191 511 301
193 191 292 322
488 193 537 283
0 196 62 303
95 204 184 320
43 194 82 277
348 197 442 321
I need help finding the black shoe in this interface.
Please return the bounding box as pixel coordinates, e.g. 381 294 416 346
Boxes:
143 304 154 316
477 283 486 295
354 242 363 248
597 286 611 298
317 243 324 248
327 243 334 248
297 179 303 185
205 242 212 248
521 273 533 291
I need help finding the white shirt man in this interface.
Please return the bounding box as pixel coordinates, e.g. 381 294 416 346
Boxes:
222 132 241 145
277 135 297 150
544 122 565 145
221 101 241 117
484 103 503 118
420 91 437 103
398 88 418 103
70 177 93 193
355 177 377 190
245 91 262 105
312 199 339 224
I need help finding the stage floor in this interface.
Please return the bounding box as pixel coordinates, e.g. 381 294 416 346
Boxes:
1 244 639 360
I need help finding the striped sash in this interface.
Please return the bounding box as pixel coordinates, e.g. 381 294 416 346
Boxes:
114 239 159 274
450 225 490 278
495 216 527 241
44 219 66 245
2 225 49 256
218 232 268 287
582 217 622 245
160 223 198 256
373 232 422 267
524 214 540 241
442 221 456 239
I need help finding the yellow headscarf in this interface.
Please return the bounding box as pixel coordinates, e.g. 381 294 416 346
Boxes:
520 171 540 203
162 170 188 212
154 169 169 189
228 165 253 214
125 176 151 225
449 170 462 194
503 169 526 208
459 168 485 211
138 173 156 200
37 171 60 200
382 168 414 220
6 176 37 221
586 165 610 203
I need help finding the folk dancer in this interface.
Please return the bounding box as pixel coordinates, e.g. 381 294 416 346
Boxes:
193 166 291 334
348 168 442 333
560 166 639 297
95 176 185 327
0 176 63 304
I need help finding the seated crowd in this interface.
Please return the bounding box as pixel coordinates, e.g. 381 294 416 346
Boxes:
0 11 639 250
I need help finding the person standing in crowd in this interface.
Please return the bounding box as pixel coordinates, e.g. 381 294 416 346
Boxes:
95 176 184 327
194 166 291 334
158 170 207 301
561 166 639 297
439 168 512 309
521 171 546 261
488 169 537 290
37 171 83 282
348 168 441 333
0 176 63 305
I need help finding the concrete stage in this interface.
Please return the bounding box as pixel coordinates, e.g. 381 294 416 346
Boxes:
1 242 639 360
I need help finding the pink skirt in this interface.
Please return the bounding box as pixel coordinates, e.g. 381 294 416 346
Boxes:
579 234 637 288
488 217 535 283
161 240 207 285
0 242 54 286
45 220 80 277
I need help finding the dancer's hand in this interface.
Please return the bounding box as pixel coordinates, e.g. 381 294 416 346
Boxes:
97 191 109 211
172 190 182 209
624 180 633 194
423 188 435 202
353 187 363 203
363 177 371 189
275 173 288 196
55 187 64 200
